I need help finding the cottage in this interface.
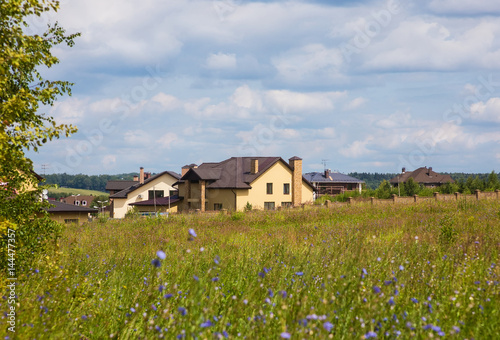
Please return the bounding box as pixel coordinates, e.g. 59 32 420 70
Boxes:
304 169 364 199
389 167 454 188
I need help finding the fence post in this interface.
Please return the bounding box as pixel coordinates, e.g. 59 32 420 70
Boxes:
496 189 500 200
392 194 397 204
414 194 418 203
325 200 330 208
455 192 460 200
347 197 353 205
475 189 480 200
370 197 374 205
433 192 439 201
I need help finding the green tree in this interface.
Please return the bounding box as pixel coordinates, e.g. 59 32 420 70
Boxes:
1 0 79 269
486 171 500 191
402 177 420 196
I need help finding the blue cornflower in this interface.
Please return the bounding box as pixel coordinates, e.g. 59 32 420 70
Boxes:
280 290 288 298
452 326 460 333
193 275 199 281
200 320 213 328
130 307 136 313
323 321 334 332
365 331 377 338
164 293 173 299
151 304 157 311
268 289 274 297
178 307 187 316
399 265 404 271
388 297 395 305
384 280 393 286
258 272 266 278
214 255 220 265
411 298 418 303
362 268 368 275
151 259 161 268
157 250 166 260
81 315 88 320
212 277 219 282
373 286 381 294
295 272 304 276
263 267 271 273
188 228 197 238
159 285 165 292
280 332 291 339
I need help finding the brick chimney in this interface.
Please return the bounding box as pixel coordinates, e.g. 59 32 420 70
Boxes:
181 164 198 178
289 156 302 207
324 169 330 179
402 167 406 174
140 167 144 184
133 175 139 181
251 159 259 174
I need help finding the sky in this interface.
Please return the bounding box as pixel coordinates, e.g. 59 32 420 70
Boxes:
27 0 500 176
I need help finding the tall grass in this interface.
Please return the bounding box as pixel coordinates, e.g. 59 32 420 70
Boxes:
2 200 499 339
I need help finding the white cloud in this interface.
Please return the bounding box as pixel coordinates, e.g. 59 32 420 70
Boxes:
344 97 367 111
206 53 237 70
427 0 500 15
470 98 500 123
159 133 178 149
151 93 181 111
50 98 88 125
265 89 346 113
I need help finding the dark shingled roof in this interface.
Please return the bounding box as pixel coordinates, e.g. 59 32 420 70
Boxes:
105 180 138 191
110 171 181 199
304 172 364 184
45 200 98 213
129 196 181 206
389 167 454 185
180 157 314 190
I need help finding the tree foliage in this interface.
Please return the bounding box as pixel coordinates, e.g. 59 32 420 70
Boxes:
1 0 79 270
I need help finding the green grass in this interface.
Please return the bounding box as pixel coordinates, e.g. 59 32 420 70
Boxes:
2 200 499 339
47 187 108 197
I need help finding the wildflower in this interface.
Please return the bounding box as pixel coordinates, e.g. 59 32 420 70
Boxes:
280 332 291 339
151 259 161 268
258 272 266 278
188 229 197 240
323 321 334 332
280 290 287 298
268 289 274 298
157 250 166 260
373 286 381 294
130 307 136 313
81 315 88 321
399 265 404 271
452 326 460 333
178 307 187 316
214 255 221 265
295 272 304 276
193 275 199 281
212 277 219 282
388 297 395 305
365 331 377 338
200 320 213 328
411 298 418 303
158 285 165 292
164 294 173 299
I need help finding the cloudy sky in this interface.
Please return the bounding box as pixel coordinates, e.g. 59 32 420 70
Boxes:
28 0 500 175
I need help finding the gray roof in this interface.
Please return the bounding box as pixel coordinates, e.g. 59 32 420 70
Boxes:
180 157 314 190
129 195 181 206
303 172 364 184
110 171 181 199
105 180 138 191
45 200 98 213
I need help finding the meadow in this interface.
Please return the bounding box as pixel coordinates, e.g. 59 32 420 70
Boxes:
2 200 499 339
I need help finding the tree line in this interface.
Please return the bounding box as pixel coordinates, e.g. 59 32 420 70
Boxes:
42 173 139 192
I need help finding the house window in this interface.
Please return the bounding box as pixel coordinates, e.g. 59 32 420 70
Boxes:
264 202 275 210
74 200 80 206
82 200 87 206
281 202 292 208
266 183 273 194
169 190 178 197
64 219 79 224
148 190 164 200
214 203 223 211
283 183 290 195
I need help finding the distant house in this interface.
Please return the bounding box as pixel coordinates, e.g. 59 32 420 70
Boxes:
128 195 182 215
389 167 454 188
176 156 314 211
60 195 94 207
46 200 98 225
304 169 364 199
105 177 140 196
109 167 181 218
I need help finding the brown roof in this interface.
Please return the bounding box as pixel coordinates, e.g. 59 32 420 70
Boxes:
110 171 181 199
129 196 181 206
389 167 454 185
45 200 98 213
179 157 315 190
105 180 138 191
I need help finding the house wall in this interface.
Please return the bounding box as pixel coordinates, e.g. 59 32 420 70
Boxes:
133 204 179 215
48 212 90 225
112 174 178 218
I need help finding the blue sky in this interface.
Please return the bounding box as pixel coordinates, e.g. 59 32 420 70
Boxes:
28 0 500 175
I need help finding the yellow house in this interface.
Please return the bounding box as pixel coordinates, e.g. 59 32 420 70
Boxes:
46 200 98 225
110 167 181 218
177 156 314 211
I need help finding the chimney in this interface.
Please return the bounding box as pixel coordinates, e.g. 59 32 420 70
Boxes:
289 156 302 207
144 172 151 180
324 169 330 179
181 165 190 177
251 159 259 174
140 167 144 184
133 175 139 181
402 167 406 174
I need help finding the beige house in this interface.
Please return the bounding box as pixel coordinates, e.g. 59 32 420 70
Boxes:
110 167 180 218
177 156 314 211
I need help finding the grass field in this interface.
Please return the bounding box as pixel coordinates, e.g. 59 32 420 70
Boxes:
47 187 108 197
2 200 499 339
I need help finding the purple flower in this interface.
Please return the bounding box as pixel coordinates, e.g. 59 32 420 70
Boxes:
365 331 377 338
452 326 460 333
399 265 404 271
151 259 161 268
373 286 381 294
81 315 88 320
156 250 166 260
258 272 266 278
200 320 213 328
280 332 291 339
212 277 219 282
164 294 173 299
188 228 197 238
280 290 288 298
362 268 368 275
159 285 165 292
193 275 199 281
411 298 418 303
214 255 220 265
268 289 274 297
178 307 187 316
323 321 334 332
388 297 395 305
130 307 136 313
295 272 304 276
